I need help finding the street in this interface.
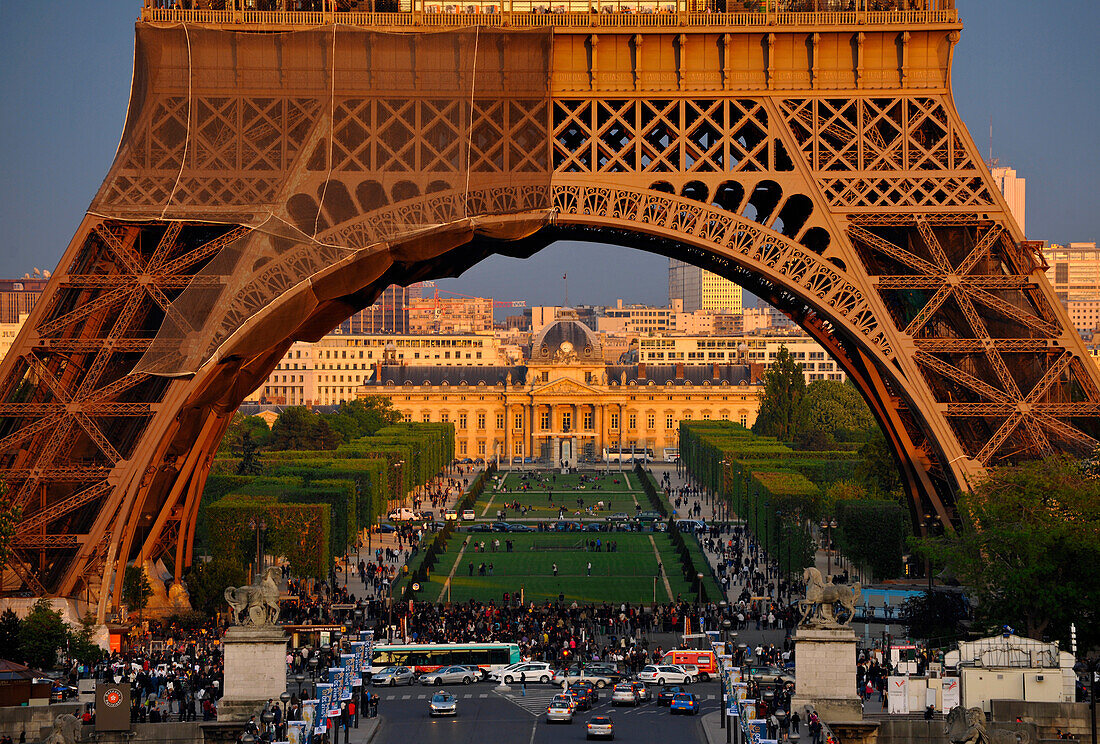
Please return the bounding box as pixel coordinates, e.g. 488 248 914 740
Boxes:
369 680 719 744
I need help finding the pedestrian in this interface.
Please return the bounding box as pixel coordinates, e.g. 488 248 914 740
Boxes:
521 672 527 697
790 710 800 733
553 563 558 576
587 562 592 577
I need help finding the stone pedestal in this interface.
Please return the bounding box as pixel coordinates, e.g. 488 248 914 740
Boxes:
218 626 288 722
790 626 863 724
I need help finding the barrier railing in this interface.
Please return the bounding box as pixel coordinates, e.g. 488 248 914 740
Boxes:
142 7 959 28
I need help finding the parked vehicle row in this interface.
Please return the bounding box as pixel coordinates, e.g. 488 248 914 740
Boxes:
376 659 710 688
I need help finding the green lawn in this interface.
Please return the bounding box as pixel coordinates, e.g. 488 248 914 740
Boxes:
474 471 645 518
417 532 700 604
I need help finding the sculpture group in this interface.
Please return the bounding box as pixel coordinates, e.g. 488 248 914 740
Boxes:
224 566 281 626
945 705 1031 744
797 567 861 628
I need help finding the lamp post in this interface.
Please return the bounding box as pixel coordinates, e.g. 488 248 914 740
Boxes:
309 655 319 698
249 517 267 579
279 691 291 736
696 572 705 605
820 518 837 576
295 673 306 699
261 707 275 741
719 459 730 522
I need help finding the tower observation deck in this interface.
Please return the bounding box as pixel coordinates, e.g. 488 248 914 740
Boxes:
2 0 1096 615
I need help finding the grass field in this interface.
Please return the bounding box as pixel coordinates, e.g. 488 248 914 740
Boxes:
418 532 701 604
474 471 646 518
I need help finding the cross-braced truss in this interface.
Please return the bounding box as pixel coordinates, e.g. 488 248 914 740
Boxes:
1 16 1097 614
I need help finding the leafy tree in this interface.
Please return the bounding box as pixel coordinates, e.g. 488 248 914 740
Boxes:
834 498 909 580
122 565 152 617
900 590 971 644
184 558 246 617
822 479 868 516
237 430 263 476
856 429 902 494
324 397 401 444
796 380 874 447
67 614 105 666
913 456 1100 648
18 599 66 670
0 608 22 662
752 346 806 440
220 413 271 455
270 406 340 451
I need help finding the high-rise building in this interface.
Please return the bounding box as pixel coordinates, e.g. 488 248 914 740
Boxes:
668 259 743 314
0 278 48 324
407 296 494 333
1044 242 1100 307
989 164 1026 236
342 283 423 334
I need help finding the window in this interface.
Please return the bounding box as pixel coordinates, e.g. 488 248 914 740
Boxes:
647 414 655 429
583 410 593 430
514 412 523 430
459 414 468 430
628 413 637 430
477 413 486 430
441 412 450 423
496 413 505 429
422 412 431 423
666 414 674 429
540 411 551 430
610 413 620 430
562 411 572 432
459 441 467 454
477 441 486 455
702 411 711 420
739 413 748 426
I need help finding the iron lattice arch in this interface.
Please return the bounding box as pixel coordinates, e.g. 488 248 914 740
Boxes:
1 15 1098 613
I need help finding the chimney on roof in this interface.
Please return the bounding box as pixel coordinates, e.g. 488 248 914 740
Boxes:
676 362 684 380
637 362 646 380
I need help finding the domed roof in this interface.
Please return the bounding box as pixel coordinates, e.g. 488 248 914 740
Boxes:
531 310 601 363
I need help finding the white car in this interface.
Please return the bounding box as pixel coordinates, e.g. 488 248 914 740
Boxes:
428 691 458 716
637 664 692 685
491 662 553 685
420 665 476 686
444 509 458 521
611 683 639 707
461 509 476 520
388 508 420 521
373 665 416 686
546 694 575 723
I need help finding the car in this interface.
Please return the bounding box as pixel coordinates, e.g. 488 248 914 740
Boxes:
428 691 458 716
650 521 668 532
657 685 687 705
444 509 459 521
491 522 512 532
553 520 583 531
582 663 625 683
629 681 649 701
669 692 699 715
456 664 488 681
373 666 415 686
388 508 420 521
675 519 705 532
637 665 692 685
461 509 476 520
491 662 554 685
428 521 447 531
611 684 639 706
586 715 614 740
676 664 701 681
546 695 575 723
574 680 599 702
584 522 605 532
465 523 493 532
377 523 396 533
605 512 631 522
420 665 476 686
744 665 795 685
568 686 592 710
636 511 663 522
508 524 535 532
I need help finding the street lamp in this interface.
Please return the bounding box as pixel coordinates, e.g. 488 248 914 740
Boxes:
696 572 705 605
294 673 306 699
820 518 837 576
309 655 320 697
260 708 275 740
279 692 291 735
248 517 267 579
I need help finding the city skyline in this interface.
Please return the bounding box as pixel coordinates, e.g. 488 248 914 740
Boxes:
1 1 1098 308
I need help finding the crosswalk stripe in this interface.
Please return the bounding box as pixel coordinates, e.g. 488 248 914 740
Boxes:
400 694 411 700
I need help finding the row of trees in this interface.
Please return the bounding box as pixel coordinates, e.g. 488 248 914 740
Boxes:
0 602 104 671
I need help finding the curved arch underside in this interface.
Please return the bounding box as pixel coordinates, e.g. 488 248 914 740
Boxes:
1 20 1098 613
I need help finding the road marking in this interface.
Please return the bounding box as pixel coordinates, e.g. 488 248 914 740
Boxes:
647 534 674 601
400 694 411 700
479 694 488 698
436 532 473 602
463 694 473 698
416 694 425 699
527 720 537 744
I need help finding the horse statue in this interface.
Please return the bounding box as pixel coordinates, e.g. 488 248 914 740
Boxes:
945 705 1031 744
225 565 281 626
42 714 80 744
798 567 861 628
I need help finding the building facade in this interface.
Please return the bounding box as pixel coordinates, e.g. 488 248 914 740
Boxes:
407 296 494 333
250 332 512 406
360 315 762 465
989 164 1026 236
668 259 744 314
636 332 846 383
1044 242 1100 307
0 278 47 324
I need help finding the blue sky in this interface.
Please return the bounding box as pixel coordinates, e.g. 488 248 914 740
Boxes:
1 1 1096 308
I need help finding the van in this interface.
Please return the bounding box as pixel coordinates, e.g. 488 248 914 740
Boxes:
388 508 420 521
660 649 717 679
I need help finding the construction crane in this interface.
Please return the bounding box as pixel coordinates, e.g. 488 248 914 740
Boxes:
419 281 526 308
